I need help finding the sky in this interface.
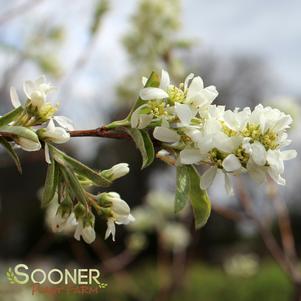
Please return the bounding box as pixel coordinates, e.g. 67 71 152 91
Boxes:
1 0 301 113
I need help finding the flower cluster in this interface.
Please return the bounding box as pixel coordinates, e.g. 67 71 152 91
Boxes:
47 162 134 243
132 70 297 194
8 76 73 161
0 76 135 244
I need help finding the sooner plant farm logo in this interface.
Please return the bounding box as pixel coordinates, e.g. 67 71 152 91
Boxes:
6 264 107 296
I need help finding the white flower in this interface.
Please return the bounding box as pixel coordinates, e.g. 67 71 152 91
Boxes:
101 163 130 181
183 75 218 111
199 154 240 195
74 221 96 244
139 69 170 100
23 75 55 109
43 119 70 144
131 105 153 129
104 192 135 241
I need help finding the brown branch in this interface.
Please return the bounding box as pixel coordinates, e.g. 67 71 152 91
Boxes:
267 180 298 263
236 178 300 282
69 127 130 139
0 132 16 139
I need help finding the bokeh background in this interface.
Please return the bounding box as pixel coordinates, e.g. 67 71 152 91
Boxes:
1 0 301 300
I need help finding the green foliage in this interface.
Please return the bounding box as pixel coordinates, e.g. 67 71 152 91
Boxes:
187 166 211 229
50 145 111 187
175 165 211 229
175 165 190 213
0 125 40 143
57 262 292 301
41 160 59 207
0 107 23 128
123 128 155 169
0 137 22 173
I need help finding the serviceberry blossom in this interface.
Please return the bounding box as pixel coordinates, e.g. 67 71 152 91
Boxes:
98 192 135 241
134 70 297 194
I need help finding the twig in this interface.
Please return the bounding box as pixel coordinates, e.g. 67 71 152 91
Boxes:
267 180 298 262
236 178 300 282
69 127 130 139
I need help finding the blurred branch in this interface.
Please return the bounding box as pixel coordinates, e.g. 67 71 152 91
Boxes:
0 0 43 25
236 178 301 285
267 180 298 263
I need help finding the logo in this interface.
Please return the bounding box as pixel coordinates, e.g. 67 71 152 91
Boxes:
6 264 107 296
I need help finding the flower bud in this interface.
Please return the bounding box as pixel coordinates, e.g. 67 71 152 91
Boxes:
38 119 70 144
100 163 129 181
73 203 86 220
15 137 41 151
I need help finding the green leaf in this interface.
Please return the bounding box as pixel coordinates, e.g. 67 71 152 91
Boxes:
0 137 22 173
187 165 211 229
0 125 39 143
0 107 23 128
41 161 59 207
123 128 155 169
59 164 88 206
49 145 111 187
127 71 160 117
175 165 190 213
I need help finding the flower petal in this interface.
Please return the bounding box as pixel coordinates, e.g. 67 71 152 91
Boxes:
159 69 170 91
281 149 297 161
179 148 204 164
187 76 204 100
175 103 194 126
222 154 241 172
224 173 234 195
139 87 168 100
251 141 267 166
23 80 35 99
200 166 217 190
53 116 74 131
10 87 21 108
153 127 180 143
184 73 194 90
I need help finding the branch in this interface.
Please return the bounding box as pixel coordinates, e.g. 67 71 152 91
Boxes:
69 127 130 139
236 178 300 282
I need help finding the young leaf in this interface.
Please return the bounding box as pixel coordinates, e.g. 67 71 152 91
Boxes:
175 165 190 213
58 164 88 206
49 145 111 187
42 160 59 207
0 125 40 143
0 107 23 128
123 128 155 169
0 137 22 173
187 165 211 229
